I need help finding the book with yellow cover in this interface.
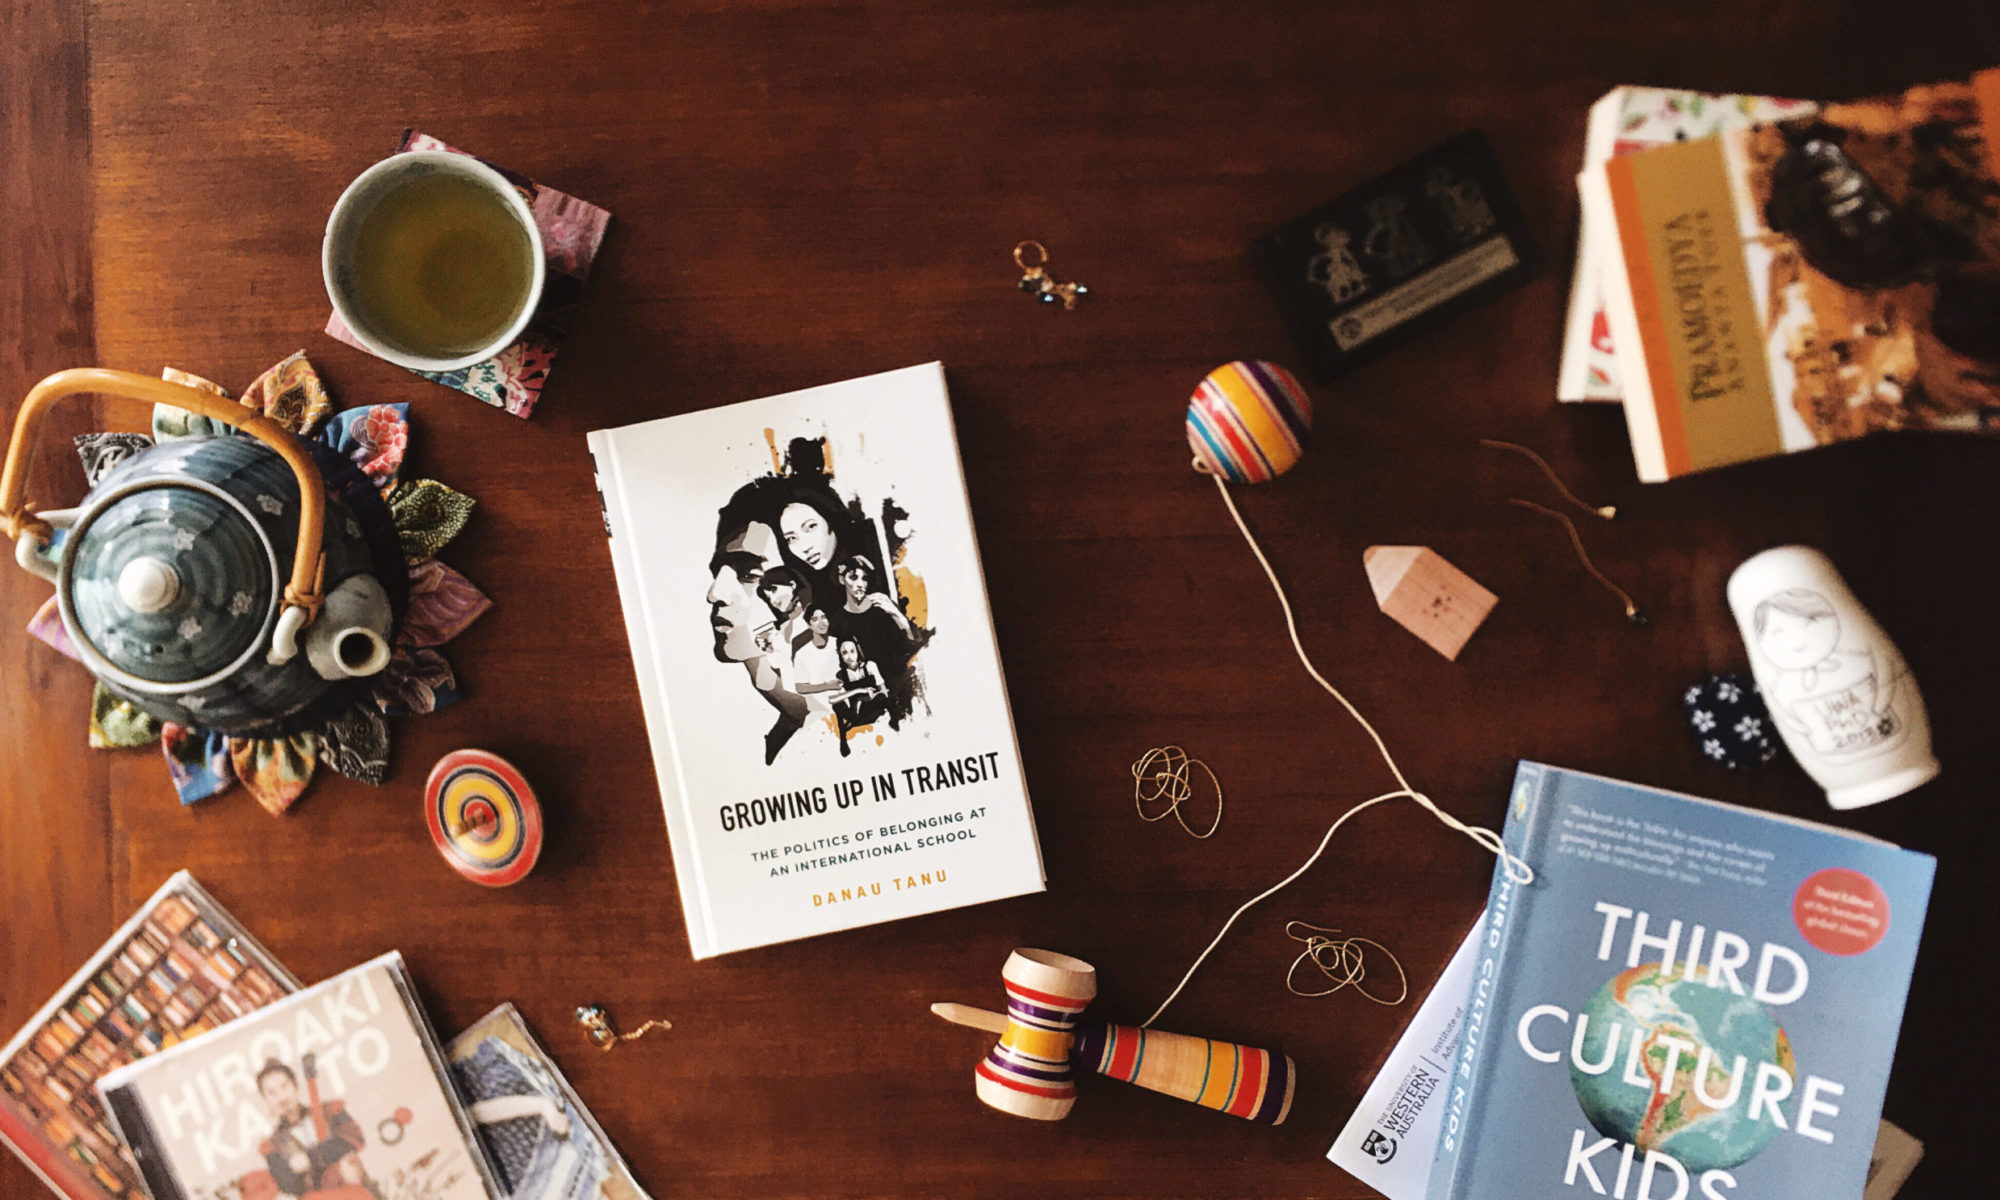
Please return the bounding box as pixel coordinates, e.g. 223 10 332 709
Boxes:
1579 69 2000 480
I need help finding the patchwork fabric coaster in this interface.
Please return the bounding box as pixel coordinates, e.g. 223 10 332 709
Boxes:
324 130 611 418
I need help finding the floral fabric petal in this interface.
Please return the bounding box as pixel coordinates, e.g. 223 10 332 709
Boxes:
227 734 318 815
74 433 155 486
153 368 235 440
90 683 161 749
161 722 234 804
387 479 476 564
236 350 333 437
27 596 81 662
317 404 410 491
402 560 492 648
314 704 390 786
372 646 461 716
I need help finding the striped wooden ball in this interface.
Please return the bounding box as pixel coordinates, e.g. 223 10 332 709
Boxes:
1185 360 1314 483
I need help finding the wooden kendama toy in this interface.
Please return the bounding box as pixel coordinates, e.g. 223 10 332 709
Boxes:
932 948 1295 1126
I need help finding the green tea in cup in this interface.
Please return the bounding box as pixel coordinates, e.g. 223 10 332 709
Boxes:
323 152 546 372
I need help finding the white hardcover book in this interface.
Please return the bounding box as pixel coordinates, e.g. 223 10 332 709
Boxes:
587 362 1046 958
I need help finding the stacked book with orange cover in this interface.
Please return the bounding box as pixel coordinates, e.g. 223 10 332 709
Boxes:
1570 70 2000 480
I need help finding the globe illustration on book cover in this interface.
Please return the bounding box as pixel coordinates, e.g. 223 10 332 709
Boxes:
1568 962 1795 1171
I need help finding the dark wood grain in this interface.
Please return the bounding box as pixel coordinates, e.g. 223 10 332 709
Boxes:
5 1 1999 1195
0 0 112 1119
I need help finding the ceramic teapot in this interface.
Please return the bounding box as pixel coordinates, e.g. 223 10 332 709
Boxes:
2 369 408 736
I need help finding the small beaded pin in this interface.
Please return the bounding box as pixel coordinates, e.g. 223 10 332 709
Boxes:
1014 241 1089 309
575 1004 672 1051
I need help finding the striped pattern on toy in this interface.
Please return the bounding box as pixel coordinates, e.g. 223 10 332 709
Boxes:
973 976 1091 1110
1072 1021 1296 1125
1185 359 1313 483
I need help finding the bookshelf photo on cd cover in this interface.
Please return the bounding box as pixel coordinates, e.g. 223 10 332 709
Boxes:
1426 763 1934 1200
0 872 299 1200
587 362 1046 958
1579 67 2000 480
97 952 504 1200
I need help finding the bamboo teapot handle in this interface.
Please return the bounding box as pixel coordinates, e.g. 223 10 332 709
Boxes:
1 368 327 639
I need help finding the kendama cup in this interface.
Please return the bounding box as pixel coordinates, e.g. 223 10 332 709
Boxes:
974 949 1097 1120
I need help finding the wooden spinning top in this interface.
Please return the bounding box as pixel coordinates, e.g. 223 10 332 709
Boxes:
425 749 543 887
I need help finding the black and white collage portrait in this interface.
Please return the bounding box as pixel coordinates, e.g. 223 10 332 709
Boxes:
705 434 933 764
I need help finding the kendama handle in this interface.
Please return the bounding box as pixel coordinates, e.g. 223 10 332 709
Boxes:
935 1000 1297 1127
930 1002 1008 1035
1072 1021 1296 1126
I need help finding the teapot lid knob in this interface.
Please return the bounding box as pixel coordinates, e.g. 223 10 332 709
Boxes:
117 556 182 614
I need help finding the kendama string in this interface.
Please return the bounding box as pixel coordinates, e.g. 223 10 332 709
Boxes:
1283 921 1409 1003
1141 468 1533 1028
1131 745 1223 838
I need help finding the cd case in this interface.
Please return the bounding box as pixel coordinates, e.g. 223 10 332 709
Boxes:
1255 130 1540 381
0 872 298 1200
97 951 505 1200
446 1004 654 1200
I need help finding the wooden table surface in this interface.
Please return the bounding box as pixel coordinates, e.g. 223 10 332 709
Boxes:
5 2 1998 1196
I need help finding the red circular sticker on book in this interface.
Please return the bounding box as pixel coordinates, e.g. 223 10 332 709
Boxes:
1792 868 1890 955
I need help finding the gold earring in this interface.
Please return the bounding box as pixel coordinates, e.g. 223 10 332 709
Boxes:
575 1005 672 1051
1014 241 1089 309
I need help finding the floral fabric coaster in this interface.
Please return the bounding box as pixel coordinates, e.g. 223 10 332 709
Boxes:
323 129 611 418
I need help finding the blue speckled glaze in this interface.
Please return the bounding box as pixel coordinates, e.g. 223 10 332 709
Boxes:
56 433 406 736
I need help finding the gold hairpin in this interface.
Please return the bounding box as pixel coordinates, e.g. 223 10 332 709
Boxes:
1509 498 1647 625
575 1005 672 1051
1014 241 1089 309
1480 438 1616 519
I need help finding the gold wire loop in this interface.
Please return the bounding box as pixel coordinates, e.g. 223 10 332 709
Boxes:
1013 240 1049 273
1284 922 1409 1003
1131 745 1223 838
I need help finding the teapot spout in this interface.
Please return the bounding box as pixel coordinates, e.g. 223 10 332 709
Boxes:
298 575 394 680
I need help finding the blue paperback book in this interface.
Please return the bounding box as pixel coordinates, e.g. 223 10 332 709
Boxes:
1427 763 1934 1200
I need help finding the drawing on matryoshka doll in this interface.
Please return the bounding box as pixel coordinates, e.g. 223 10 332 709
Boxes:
1750 588 1907 758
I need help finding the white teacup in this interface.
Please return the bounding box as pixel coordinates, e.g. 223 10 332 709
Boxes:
323 150 546 373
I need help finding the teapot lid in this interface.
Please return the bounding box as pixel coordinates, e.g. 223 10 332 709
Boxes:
63 481 276 687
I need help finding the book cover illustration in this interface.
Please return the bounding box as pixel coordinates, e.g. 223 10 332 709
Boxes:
1583 69 2000 479
1559 87 1814 403
700 416 937 766
1428 764 1934 1200
97 952 502 1200
0 873 298 1200
444 1005 651 1200
588 363 1045 958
